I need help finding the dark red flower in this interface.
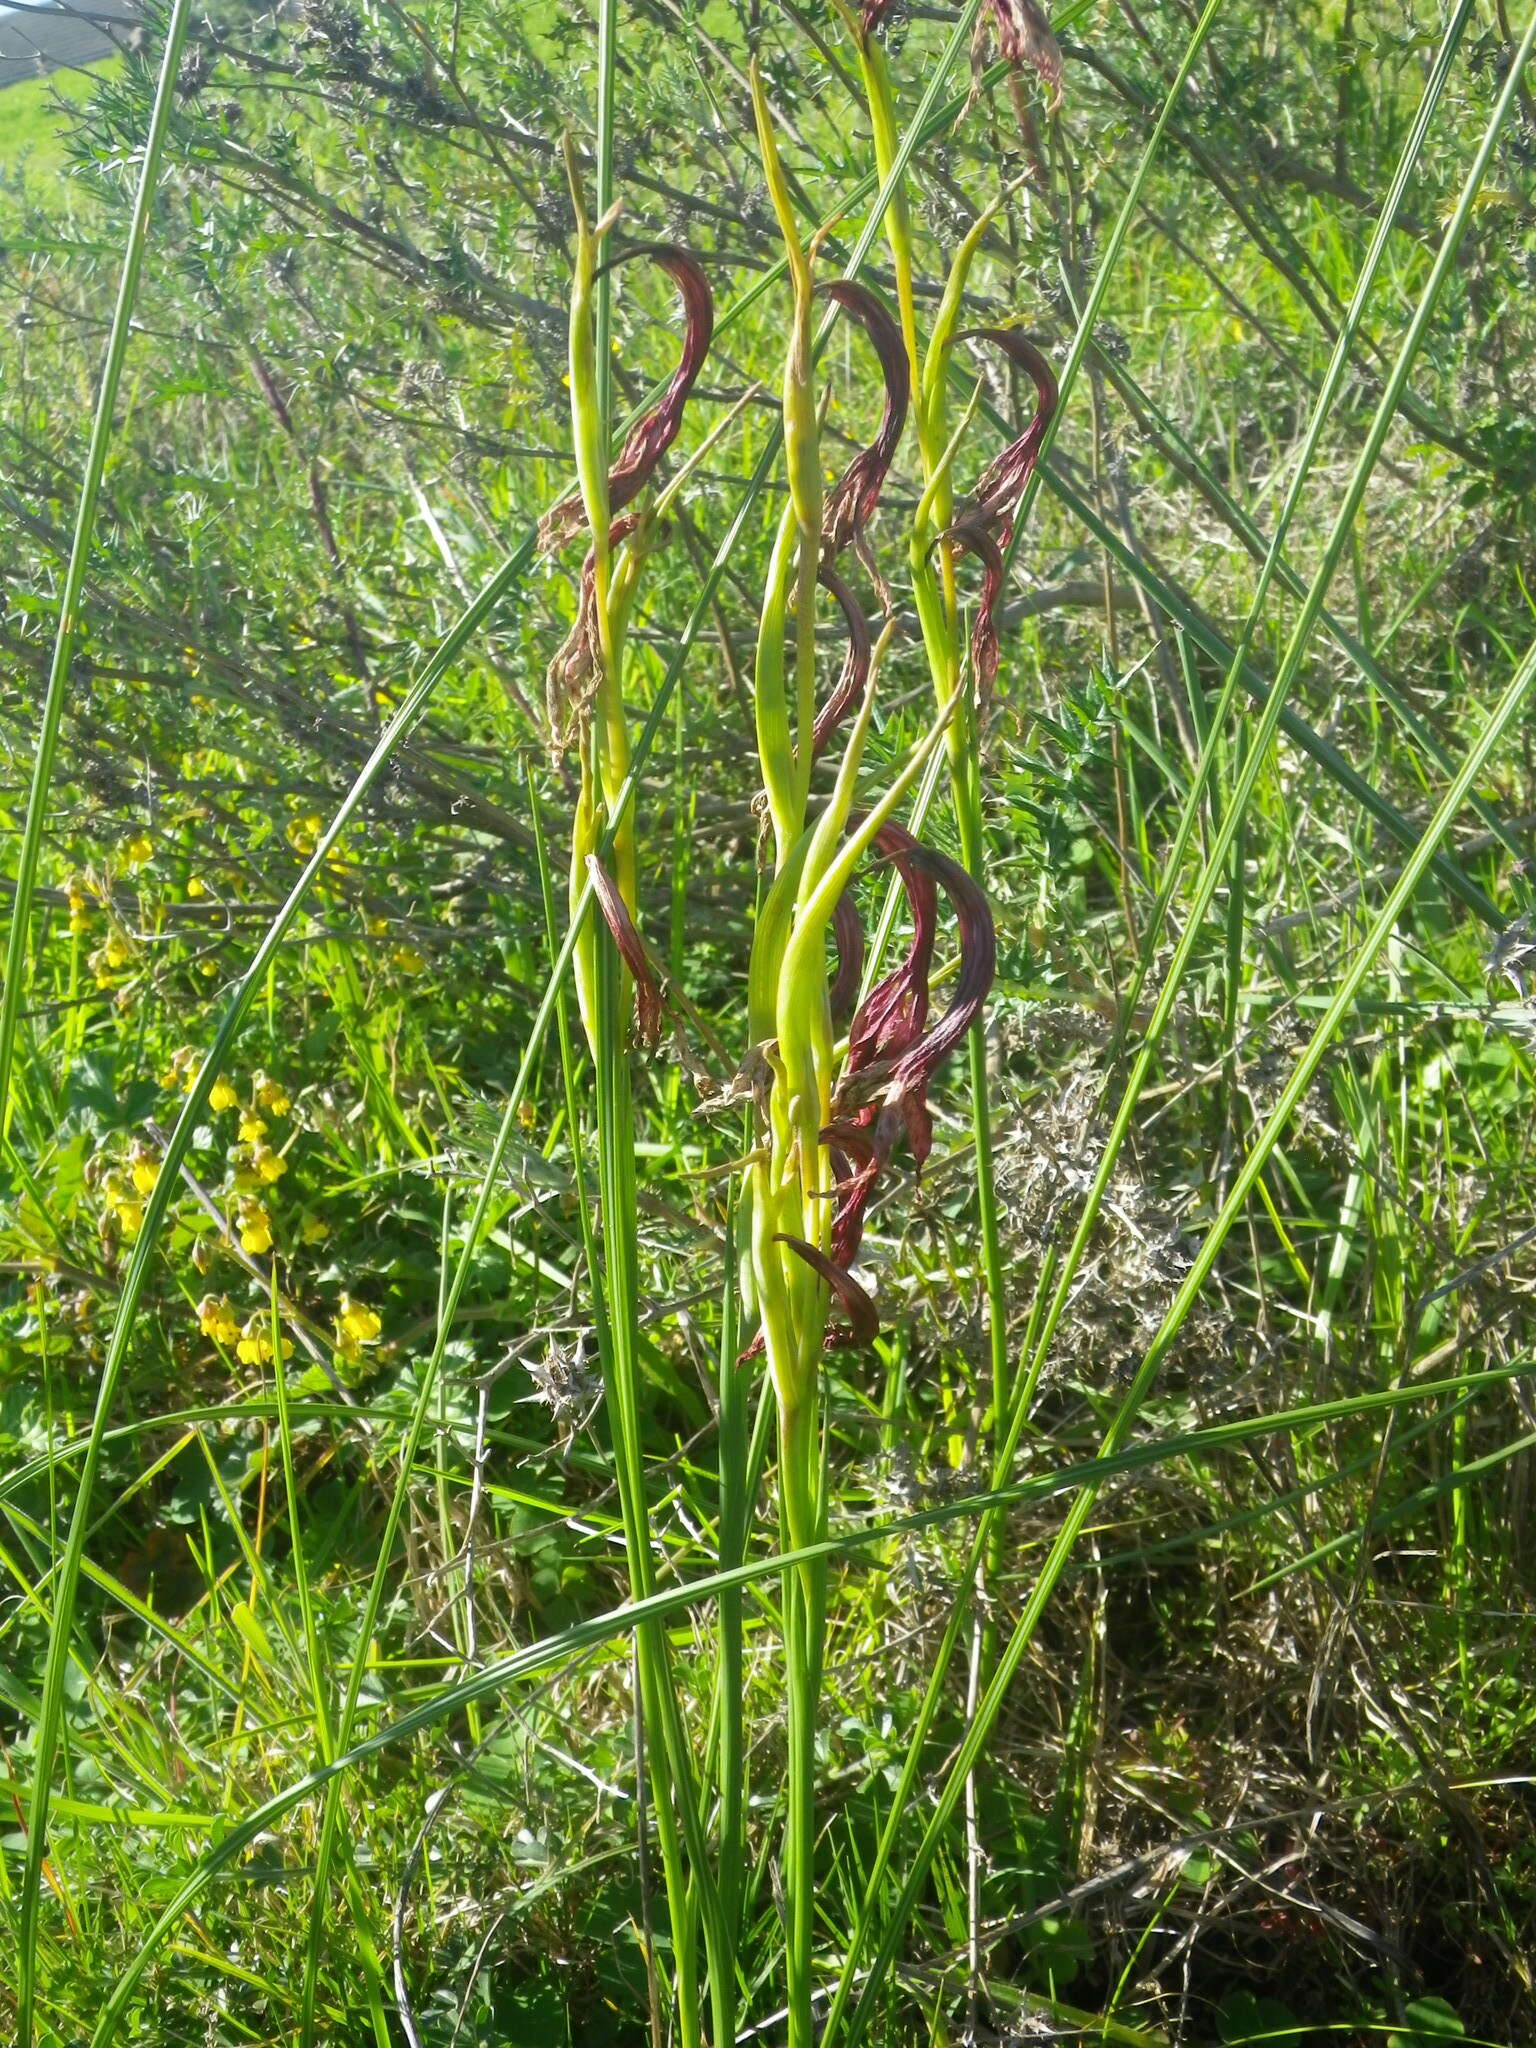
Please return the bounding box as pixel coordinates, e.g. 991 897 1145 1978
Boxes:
775 1233 880 1349
822 818 996 1268
587 853 664 1047
541 244 714 553
812 564 872 758
943 328 1057 691
815 279 910 571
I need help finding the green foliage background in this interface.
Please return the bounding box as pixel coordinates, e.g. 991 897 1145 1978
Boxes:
3 1 1536 2042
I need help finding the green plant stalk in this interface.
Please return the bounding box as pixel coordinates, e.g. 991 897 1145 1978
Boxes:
750 58 825 864
594 929 723 2048
530 776 700 2043
563 131 736 2036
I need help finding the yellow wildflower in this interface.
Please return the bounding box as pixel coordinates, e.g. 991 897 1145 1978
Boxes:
235 1315 286 1366
209 1078 239 1112
186 876 206 899
253 1072 291 1116
238 1113 268 1144
300 1214 330 1244
286 814 324 857
101 1170 143 1234
197 1295 241 1347
129 1145 159 1196
391 944 427 975
237 1201 273 1256
251 1143 287 1185
336 1294 382 1347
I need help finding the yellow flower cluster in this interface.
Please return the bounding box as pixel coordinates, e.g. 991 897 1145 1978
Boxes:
89 927 135 989
66 873 92 936
335 1291 384 1370
252 1071 291 1115
235 1315 288 1366
100 1169 144 1236
197 1294 241 1346
236 1197 273 1255
124 833 155 871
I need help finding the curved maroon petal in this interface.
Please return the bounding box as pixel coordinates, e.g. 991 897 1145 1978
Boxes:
815 279 910 562
541 244 714 551
775 1233 880 1347
587 853 664 1046
604 244 715 520
844 821 937 1083
874 827 996 1084
833 817 996 1194
940 514 1007 694
940 330 1056 690
830 887 865 1025
960 327 1058 536
813 564 872 757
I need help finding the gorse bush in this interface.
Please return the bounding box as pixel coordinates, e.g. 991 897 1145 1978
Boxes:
4 1 1536 2043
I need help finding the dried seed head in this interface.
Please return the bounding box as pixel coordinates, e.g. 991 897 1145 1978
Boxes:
983 0 1063 109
